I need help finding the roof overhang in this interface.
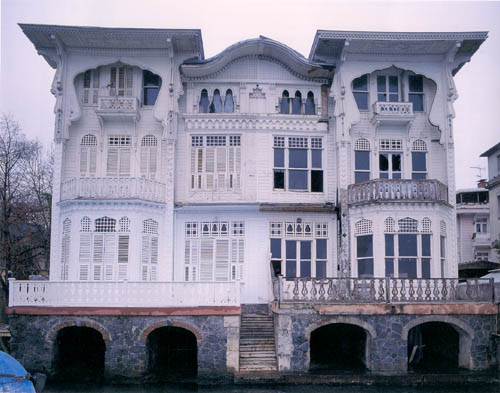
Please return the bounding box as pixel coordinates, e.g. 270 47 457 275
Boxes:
309 30 488 75
19 23 204 68
480 141 500 157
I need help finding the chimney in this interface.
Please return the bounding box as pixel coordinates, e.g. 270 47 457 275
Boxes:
477 179 488 189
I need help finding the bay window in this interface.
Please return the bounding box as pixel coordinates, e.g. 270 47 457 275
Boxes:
354 138 370 183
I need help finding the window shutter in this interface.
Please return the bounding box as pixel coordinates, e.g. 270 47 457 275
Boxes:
142 235 150 265
140 147 148 177
89 147 97 176
119 148 131 177
80 147 88 176
110 67 117 96
104 264 113 281
151 237 158 265
79 264 89 281
200 239 214 281
79 233 92 264
118 264 128 281
107 148 119 176
215 239 229 281
151 265 157 281
149 147 157 179
93 234 104 265
103 234 115 280
118 235 129 263
231 239 244 280
125 66 134 97
93 265 102 281
142 265 149 281
185 240 191 265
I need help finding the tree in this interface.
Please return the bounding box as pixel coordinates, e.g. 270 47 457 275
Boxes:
0 114 52 291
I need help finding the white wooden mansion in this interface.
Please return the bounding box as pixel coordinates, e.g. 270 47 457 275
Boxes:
9 25 497 378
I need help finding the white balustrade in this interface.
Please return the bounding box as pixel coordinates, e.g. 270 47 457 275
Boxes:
98 96 138 112
60 177 166 203
373 101 414 115
8 280 240 308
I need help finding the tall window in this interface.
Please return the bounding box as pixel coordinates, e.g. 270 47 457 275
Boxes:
377 75 399 102
292 91 302 114
280 90 290 114
379 139 402 179
224 89 234 113
440 221 446 277
305 92 315 115
210 89 223 113
355 219 373 278
61 218 71 280
354 138 370 183
82 69 100 105
352 74 369 110
474 217 488 233
199 89 209 113
409 75 424 112
78 216 129 281
140 135 158 180
143 70 162 106
107 136 131 177
110 65 133 97
142 219 159 281
185 221 244 281
411 140 427 179
191 135 241 191
269 221 328 278
80 134 97 177
273 136 323 192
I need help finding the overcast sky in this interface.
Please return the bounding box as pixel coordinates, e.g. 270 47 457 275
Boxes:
1 0 499 189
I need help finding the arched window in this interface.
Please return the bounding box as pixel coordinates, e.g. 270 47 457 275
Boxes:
355 219 373 278
142 219 159 281
61 218 71 280
82 68 100 105
422 218 432 233
352 74 369 110
280 90 290 114
81 217 91 232
292 91 302 114
80 134 97 177
305 91 315 115
143 70 162 106
354 138 370 184
199 89 209 113
140 135 158 180
412 139 427 179
440 220 446 277
109 65 133 97
210 89 222 113
384 217 395 233
224 89 234 113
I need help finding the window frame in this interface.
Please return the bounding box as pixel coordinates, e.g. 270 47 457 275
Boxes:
376 75 400 102
408 74 424 112
352 74 369 111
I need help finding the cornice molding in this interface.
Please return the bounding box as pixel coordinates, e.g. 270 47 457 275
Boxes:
314 30 488 42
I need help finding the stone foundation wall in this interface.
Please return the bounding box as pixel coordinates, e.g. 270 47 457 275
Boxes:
8 314 238 379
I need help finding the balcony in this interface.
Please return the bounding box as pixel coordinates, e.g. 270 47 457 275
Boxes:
8 280 240 308
371 101 415 127
96 96 140 121
348 179 448 206
60 177 166 204
275 276 494 304
472 232 491 248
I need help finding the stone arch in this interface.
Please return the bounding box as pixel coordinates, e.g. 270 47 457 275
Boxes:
46 319 112 344
402 315 474 369
139 320 202 343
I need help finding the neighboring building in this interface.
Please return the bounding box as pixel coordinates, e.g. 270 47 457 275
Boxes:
7 25 497 380
481 142 500 263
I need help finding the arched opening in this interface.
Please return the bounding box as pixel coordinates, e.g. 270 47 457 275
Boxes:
224 89 234 113
280 90 290 114
408 322 460 372
305 91 315 114
199 89 209 113
310 323 367 372
210 89 222 113
292 91 302 114
53 326 105 382
147 327 197 378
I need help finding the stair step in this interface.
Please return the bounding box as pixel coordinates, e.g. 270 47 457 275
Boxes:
240 338 275 343
240 345 275 350
240 352 276 358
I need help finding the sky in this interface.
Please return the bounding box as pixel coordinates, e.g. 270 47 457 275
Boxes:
1 0 499 189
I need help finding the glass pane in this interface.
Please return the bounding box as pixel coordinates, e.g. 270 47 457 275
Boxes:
289 170 308 190
300 261 311 278
389 93 399 102
399 258 417 278
355 151 370 170
300 241 311 259
422 234 431 257
274 148 284 167
377 76 386 92
379 154 389 171
271 260 282 276
392 154 401 171
357 235 373 258
312 150 322 168
286 240 296 259
358 259 374 278
224 91 234 113
311 171 323 192
412 172 427 180
380 172 389 179
422 258 431 279
286 260 296 277
212 90 222 113
392 172 401 179
377 93 387 101
399 234 417 256
354 92 368 110
289 149 307 168
355 171 370 183
409 75 423 92
440 236 446 258
305 96 315 115
292 97 301 114
316 261 326 278
270 239 281 259
412 152 426 171
273 170 284 189
385 258 394 277
389 76 398 92
385 234 394 256
316 239 327 259
280 98 289 114
409 94 423 111
144 88 159 105
353 74 368 91
199 92 209 113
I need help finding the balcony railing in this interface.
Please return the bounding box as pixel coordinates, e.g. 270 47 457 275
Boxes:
60 177 166 203
371 101 415 126
96 97 140 120
348 179 448 205
472 232 491 248
275 276 494 304
8 280 240 308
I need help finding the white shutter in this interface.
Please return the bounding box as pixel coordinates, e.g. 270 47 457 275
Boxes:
119 148 131 177
92 234 104 264
103 234 115 280
79 264 89 281
107 148 119 176
205 147 215 190
151 265 157 281
185 240 191 265
80 147 88 176
141 235 150 281
200 239 214 281
125 66 133 97
104 264 114 281
79 233 92 264
140 147 148 177
215 239 229 281
118 235 129 263
93 265 102 281
151 237 158 265
118 264 128 281
231 239 244 280
89 147 97 176
142 265 149 281
149 147 157 180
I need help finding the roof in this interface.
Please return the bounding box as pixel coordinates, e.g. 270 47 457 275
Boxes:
456 188 489 193
480 141 500 157
19 24 204 68
309 30 488 74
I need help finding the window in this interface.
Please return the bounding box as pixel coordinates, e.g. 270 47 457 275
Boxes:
107 136 131 177
474 218 488 233
143 70 161 106
269 221 328 278
224 89 234 113
411 140 427 179
377 75 399 102
199 89 209 113
110 65 133 97
61 218 71 280
210 89 223 113
292 91 302 114
273 136 323 192
352 74 369 110
80 134 97 177
142 219 159 281
305 92 315 115
280 90 290 114
475 252 489 261
82 69 100 105
379 139 402 179
354 138 370 183
191 135 241 191
185 221 244 281
440 220 446 277
79 216 129 281
355 219 373 278
140 135 158 180
409 75 424 112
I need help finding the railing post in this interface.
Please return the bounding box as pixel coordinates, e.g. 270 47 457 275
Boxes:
7 278 16 307
385 277 391 303
490 278 495 303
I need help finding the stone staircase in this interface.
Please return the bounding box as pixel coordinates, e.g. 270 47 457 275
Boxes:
239 313 278 372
